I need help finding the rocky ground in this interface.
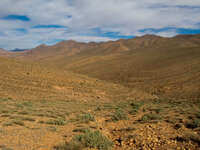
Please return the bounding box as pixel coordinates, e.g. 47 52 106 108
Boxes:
0 97 200 150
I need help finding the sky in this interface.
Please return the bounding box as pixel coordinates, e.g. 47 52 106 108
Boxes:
0 0 200 50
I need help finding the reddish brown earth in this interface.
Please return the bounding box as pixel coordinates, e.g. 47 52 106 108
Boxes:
0 34 200 150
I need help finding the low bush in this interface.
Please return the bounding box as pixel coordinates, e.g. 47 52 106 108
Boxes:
129 102 144 115
13 120 25 126
140 113 161 122
80 113 95 123
72 128 89 133
185 119 200 129
111 109 128 121
39 118 66 126
54 142 83 150
54 130 113 150
75 130 113 150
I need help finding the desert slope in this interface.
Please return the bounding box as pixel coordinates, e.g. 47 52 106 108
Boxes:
0 35 200 150
16 34 200 98
1 34 200 98
0 56 154 101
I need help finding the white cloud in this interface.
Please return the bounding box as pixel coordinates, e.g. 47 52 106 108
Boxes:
0 0 200 49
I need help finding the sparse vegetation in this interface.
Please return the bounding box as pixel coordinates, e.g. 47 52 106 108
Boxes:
152 108 162 114
185 119 200 129
95 106 102 111
47 126 57 132
80 113 95 123
18 111 29 115
12 120 25 126
74 130 113 150
111 109 128 121
39 118 66 126
21 117 35 122
1 114 10 118
22 101 33 107
195 112 200 118
129 102 144 115
140 113 161 122
2 122 13 127
0 98 10 102
186 132 200 144
54 130 113 150
54 142 83 150
73 128 89 133
176 132 200 145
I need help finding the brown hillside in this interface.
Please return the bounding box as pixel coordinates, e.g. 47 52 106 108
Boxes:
1 34 200 99
20 40 92 61
0 56 153 101
12 34 200 99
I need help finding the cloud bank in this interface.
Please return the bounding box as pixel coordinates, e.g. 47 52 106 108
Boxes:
0 0 200 49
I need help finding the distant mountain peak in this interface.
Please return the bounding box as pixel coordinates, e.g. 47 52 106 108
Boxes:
58 40 78 44
138 34 161 39
66 40 77 43
36 44 48 49
0 48 7 53
0 48 6 51
10 48 28 52
54 40 80 47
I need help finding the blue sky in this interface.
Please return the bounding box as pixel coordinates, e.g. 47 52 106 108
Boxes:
0 0 200 50
1 15 31 22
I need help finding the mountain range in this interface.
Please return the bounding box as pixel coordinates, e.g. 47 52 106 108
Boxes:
1 34 200 100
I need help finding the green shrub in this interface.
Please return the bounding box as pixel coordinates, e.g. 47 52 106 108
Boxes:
72 128 89 133
21 117 35 122
1 114 10 117
18 111 29 115
130 102 143 110
1 110 9 114
48 126 57 132
22 101 33 107
179 132 200 145
195 112 200 118
46 118 66 126
54 130 112 150
140 113 161 122
111 109 128 121
116 102 129 109
153 108 162 114
95 106 102 111
0 98 10 102
2 122 13 126
54 144 67 150
54 142 83 150
13 120 25 126
39 118 66 126
15 104 24 109
75 130 113 150
187 133 200 144
185 119 200 129
129 102 144 115
80 113 95 123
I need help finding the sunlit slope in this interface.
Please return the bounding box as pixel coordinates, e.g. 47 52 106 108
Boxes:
42 35 200 98
0 56 154 101
63 46 200 98
3 34 200 99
